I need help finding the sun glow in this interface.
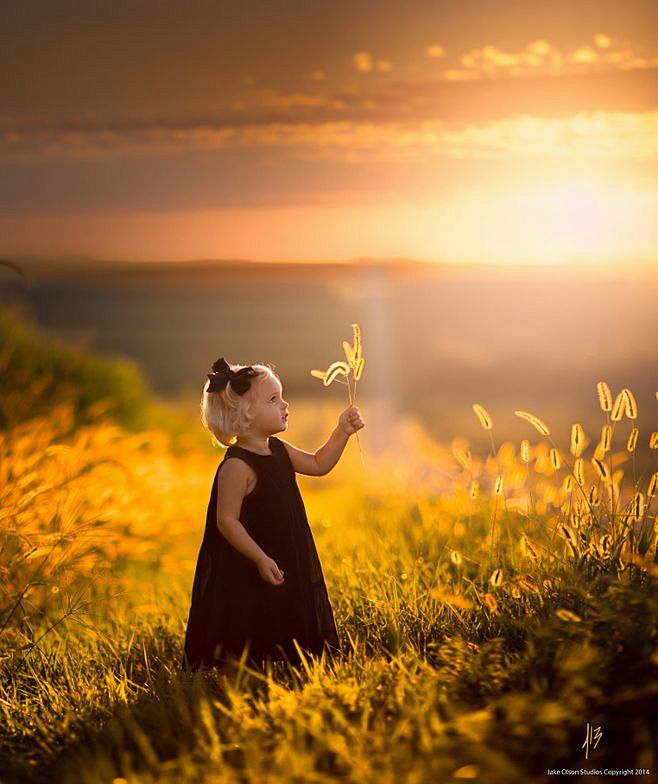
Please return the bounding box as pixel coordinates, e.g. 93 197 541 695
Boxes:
0 175 654 266
424 175 655 265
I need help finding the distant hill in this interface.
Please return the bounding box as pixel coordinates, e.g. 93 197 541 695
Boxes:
1 257 656 452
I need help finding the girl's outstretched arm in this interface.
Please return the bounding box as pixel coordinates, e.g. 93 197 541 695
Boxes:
281 404 365 476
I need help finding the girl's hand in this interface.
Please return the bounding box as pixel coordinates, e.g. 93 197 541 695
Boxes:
338 405 365 435
257 555 285 585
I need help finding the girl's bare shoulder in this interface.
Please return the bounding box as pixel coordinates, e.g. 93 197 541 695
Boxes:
217 456 257 494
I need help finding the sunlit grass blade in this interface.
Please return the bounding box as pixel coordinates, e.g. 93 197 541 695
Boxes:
610 392 625 422
514 411 550 436
621 388 638 420
596 381 612 412
472 404 492 430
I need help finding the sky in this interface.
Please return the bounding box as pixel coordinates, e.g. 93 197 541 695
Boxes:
1 0 658 264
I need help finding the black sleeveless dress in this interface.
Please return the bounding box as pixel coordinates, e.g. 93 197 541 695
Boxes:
182 436 340 670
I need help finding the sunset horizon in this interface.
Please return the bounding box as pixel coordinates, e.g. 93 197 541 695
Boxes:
2 1 658 266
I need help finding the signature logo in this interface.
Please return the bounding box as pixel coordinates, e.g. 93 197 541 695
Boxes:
582 722 603 759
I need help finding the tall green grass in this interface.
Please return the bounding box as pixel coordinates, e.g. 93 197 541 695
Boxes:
0 309 152 431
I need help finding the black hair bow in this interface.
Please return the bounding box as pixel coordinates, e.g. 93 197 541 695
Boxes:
206 357 259 395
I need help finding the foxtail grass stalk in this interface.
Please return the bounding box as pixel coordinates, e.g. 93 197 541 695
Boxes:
346 374 365 467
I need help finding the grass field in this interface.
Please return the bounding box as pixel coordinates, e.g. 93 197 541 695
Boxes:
1 316 657 783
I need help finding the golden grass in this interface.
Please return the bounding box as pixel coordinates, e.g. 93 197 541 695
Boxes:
610 391 625 422
1 378 657 782
622 388 638 420
471 404 492 431
596 381 612 412
514 411 550 436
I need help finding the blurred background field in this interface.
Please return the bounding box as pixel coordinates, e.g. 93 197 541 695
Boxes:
2 257 656 456
1 283 657 783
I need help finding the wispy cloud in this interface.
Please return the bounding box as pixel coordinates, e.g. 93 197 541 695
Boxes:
442 34 658 81
425 44 445 59
353 52 373 72
2 34 657 164
2 110 656 164
352 52 393 73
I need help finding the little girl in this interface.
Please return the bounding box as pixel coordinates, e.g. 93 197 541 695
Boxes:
183 357 365 672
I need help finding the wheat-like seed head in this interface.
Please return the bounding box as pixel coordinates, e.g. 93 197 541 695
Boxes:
312 323 365 393
518 576 540 593
323 361 350 386
450 550 462 566
648 472 658 497
483 593 499 613
514 410 550 436
469 480 479 499
592 457 611 482
632 492 645 522
610 392 625 422
556 609 582 622
520 439 529 463
595 534 611 558
550 447 561 471
342 341 355 368
494 475 503 495
562 475 574 493
621 388 638 419
596 381 612 412
472 403 492 430
593 442 605 461
351 323 362 362
574 458 584 486
600 424 612 453
429 588 474 610
558 522 578 547
588 485 600 507
520 536 540 561
651 432 658 449
626 428 639 452
452 448 471 470
490 568 503 588
570 423 584 457
353 357 365 381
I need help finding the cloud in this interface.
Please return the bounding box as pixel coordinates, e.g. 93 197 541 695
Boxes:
252 89 337 110
571 46 599 65
2 110 656 166
426 44 445 58
2 55 657 163
353 52 373 72
442 70 481 82
446 34 658 80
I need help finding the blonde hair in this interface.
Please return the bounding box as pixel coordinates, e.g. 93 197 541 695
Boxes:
200 362 278 447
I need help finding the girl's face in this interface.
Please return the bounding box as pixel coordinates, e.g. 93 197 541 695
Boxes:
246 375 289 436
